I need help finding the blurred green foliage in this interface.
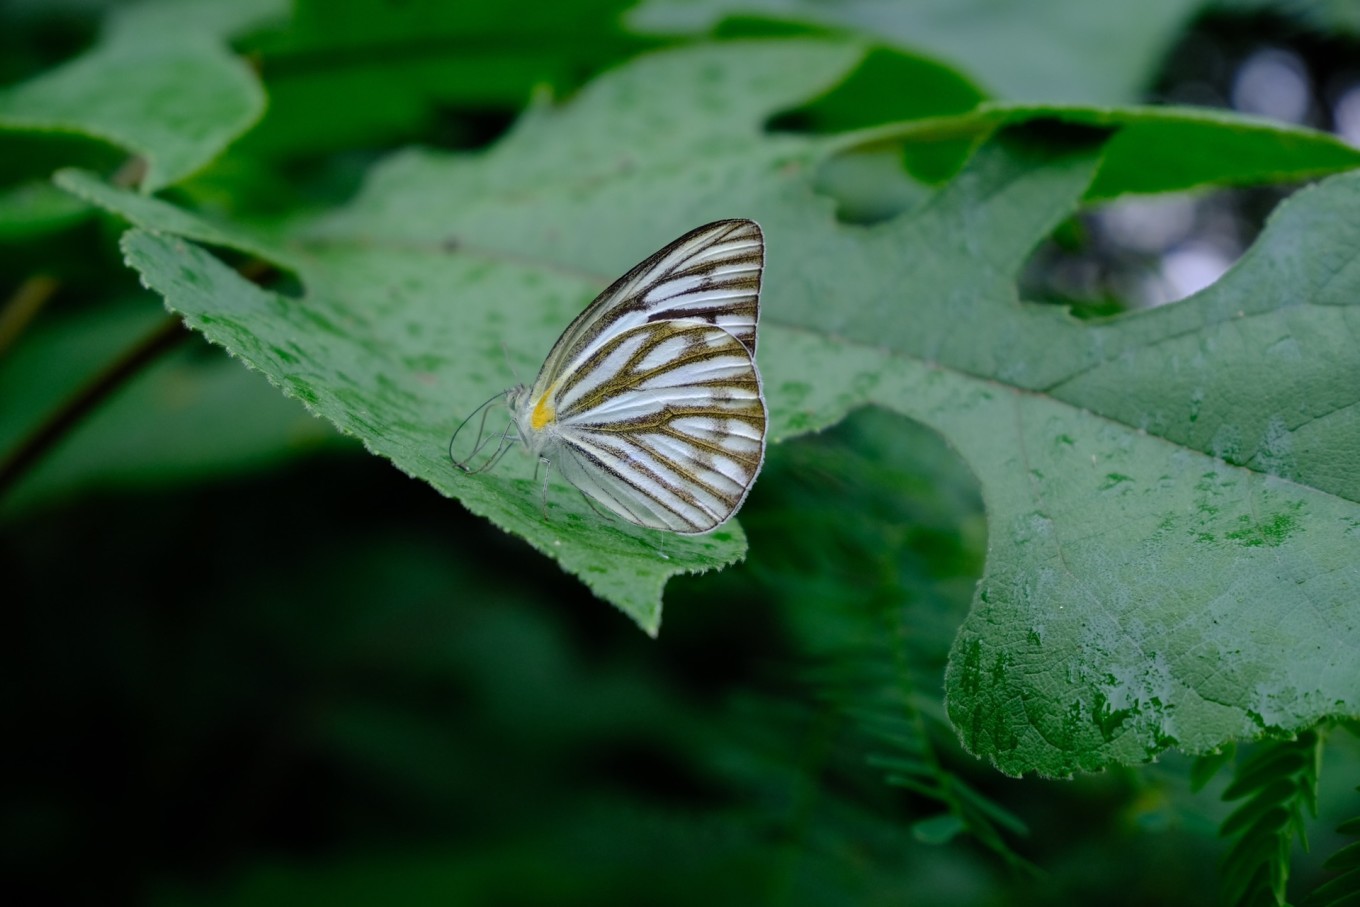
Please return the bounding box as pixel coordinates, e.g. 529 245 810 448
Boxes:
4 1 1360 905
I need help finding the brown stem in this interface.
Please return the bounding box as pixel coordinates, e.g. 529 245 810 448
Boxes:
0 154 143 361
0 314 190 502
112 156 147 190
0 275 61 360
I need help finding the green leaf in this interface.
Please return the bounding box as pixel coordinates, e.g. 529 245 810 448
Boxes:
852 104 1360 199
950 779 1030 839
1307 869 1360 907
118 229 747 636
55 167 286 262
1323 842 1360 872
1192 745 1237 793
1223 748 1310 802
57 40 1360 774
789 149 1360 776
1222 781 1299 838
865 754 933 777
1306 786 1360 906
911 812 965 845
0 179 90 240
1221 0 1360 36
0 0 280 191
58 40 872 633
235 0 647 160
628 0 1201 104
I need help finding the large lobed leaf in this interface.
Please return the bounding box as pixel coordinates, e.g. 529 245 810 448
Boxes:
854 103 1360 200
236 0 646 159
0 0 280 192
57 40 1360 773
628 0 1201 105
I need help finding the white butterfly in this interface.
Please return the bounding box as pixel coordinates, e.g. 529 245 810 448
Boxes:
451 219 767 534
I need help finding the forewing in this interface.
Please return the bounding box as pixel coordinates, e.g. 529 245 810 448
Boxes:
530 219 763 401
551 322 766 534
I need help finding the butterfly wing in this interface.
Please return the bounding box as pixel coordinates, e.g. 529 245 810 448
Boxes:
548 320 766 533
528 219 763 406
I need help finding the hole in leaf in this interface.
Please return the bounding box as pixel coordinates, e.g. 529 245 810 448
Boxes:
765 44 984 137
1017 3 1360 316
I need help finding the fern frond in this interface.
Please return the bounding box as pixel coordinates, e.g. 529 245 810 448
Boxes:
1193 744 1238 792
811 634 1034 871
1305 785 1360 907
1219 729 1323 907
749 409 1034 871
853 697 1034 870
787 602 1033 866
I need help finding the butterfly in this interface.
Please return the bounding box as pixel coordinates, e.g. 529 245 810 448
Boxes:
450 219 767 534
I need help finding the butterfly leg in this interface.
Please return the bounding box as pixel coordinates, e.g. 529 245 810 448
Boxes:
537 456 552 521
575 484 622 527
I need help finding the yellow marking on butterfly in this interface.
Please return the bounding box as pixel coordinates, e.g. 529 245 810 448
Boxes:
530 385 557 431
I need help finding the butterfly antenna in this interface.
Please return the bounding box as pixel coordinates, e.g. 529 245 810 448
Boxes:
449 390 510 472
500 341 523 386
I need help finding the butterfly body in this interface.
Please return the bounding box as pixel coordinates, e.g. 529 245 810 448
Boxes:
455 220 767 535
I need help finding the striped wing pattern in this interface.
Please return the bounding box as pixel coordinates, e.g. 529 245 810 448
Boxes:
549 321 765 533
523 219 767 534
533 219 763 387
